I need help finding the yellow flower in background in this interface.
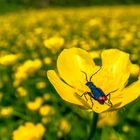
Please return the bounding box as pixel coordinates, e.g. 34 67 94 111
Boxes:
34 27 43 35
120 32 133 47
16 87 27 97
0 106 13 117
27 97 43 111
88 18 102 27
36 81 46 89
57 119 71 138
97 111 119 128
14 59 42 87
0 54 20 66
39 105 54 116
41 117 50 124
13 122 45 140
130 64 140 77
47 48 140 113
122 124 130 133
43 93 51 101
43 36 64 53
43 57 52 65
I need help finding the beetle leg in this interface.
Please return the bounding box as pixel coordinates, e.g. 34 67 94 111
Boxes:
80 92 95 108
87 92 94 109
108 100 113 107
86 92 95 99
106 89 118 107
80 92 87 97
90 96 94 109
106 93 113 107
80 92 88 101
84 94 88 101
80 92 85 97
104 102 112 107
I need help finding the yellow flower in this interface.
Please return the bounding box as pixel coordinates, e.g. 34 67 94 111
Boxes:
43 57 52 65
0 54 20 66
47 48 140 113
13 122 45 140
34 27 43 35
27 97 43 111
43 93 51 101
88 18 102 27
14 59 42 87
97 112 118 128
16 87 27 97
39 105 54 116
43 36 64 52
41 117 50 124
36 81 46 89
57 119 71 138
122 124 130 133
0 106 13 117
130 64 140 76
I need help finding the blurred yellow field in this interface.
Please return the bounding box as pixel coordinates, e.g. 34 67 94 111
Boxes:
0 6 140 140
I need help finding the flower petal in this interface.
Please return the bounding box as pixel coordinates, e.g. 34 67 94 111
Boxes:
57 48 99 90
89 100 110 113
92 49 131 94
115 79 140 109
47 70 90 108
90 97 121 113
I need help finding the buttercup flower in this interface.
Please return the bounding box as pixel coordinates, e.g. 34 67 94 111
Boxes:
47 48 140 113
0 54 20 66
0 106 13 117
27 97 43 111
97 112 119 128
16 87 27 97
13 122 45 140
43 36 64 53
39 105 54 116
14 59 42 87
130 64 140 76
57 118 71 138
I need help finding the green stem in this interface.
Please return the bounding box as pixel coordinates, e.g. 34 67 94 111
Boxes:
87 112 99 140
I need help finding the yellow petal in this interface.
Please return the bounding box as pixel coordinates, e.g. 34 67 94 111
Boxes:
57 47 99 90
91 97 121 113
92 49 131 94
90 100 110 113
116 79 140 109
47 70 90 108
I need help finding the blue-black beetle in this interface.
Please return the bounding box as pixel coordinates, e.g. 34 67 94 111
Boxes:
81 68 117 108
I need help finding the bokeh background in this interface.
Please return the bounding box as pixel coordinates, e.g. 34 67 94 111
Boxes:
0 0 140 140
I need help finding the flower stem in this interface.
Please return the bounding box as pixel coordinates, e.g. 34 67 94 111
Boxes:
87 112 99 140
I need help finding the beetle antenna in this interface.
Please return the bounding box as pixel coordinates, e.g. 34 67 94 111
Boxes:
81 71 88 82
90 67 102 81
106 89 118 96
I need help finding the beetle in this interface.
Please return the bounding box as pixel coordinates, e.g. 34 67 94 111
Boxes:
81 68 118 108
